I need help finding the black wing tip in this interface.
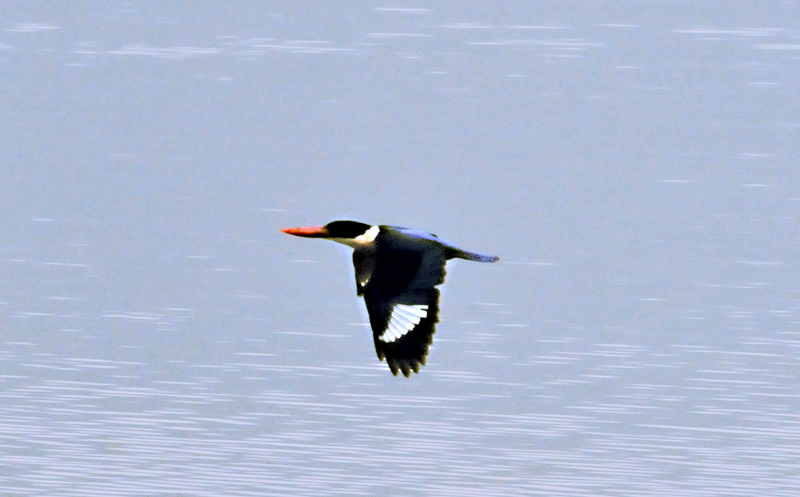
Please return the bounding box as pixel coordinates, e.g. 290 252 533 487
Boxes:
388 358 422 377
379 317 436 377
376 352 424 377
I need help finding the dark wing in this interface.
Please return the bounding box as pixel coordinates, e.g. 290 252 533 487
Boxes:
361 242 447 377
352 248 375 296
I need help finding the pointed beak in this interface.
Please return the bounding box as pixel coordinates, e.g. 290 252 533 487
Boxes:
281 226 331 238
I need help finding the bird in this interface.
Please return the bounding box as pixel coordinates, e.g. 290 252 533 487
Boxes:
281 220 498 377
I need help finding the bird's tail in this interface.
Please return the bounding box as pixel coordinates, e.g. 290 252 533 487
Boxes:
451 249 499 263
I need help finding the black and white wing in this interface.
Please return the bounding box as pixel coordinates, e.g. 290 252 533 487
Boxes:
365 289 440 377
358 240 447 377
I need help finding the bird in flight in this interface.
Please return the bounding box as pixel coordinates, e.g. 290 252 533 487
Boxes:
282 220 498 377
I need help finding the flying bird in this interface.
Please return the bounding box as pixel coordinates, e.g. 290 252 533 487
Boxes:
282 220 498 377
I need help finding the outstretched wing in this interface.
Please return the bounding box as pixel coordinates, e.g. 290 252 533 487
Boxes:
365 289 440 377
361 240 448 377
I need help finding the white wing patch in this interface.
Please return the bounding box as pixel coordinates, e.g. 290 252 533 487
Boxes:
378 304 429 343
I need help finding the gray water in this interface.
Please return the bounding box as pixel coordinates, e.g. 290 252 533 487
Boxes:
2 3 799 496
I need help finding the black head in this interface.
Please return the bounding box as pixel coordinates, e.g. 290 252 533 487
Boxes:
323 220 372 238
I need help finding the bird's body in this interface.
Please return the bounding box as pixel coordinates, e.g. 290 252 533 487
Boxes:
282 220 498 377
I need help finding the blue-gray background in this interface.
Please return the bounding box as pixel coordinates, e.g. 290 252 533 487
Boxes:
2 2 799 496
